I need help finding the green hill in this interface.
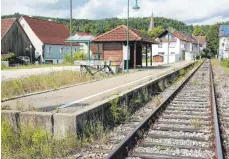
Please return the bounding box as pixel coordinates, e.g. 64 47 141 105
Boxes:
1 13 193 36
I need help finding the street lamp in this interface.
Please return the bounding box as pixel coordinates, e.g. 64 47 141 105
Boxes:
126 0 140 72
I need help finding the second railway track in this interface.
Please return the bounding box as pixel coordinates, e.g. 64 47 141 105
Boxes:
106 60 224 159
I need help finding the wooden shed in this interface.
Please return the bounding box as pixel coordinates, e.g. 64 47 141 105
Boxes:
1 18 35 60
153 55 164 62
92 25 158 69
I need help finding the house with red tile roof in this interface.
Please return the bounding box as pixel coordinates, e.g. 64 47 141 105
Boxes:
193 36 207 51
1 18 35 59
152 29 199 63
19 16 80 63
92 25 157 69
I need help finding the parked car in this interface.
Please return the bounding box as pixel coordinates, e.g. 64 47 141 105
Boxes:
8 56 26 66
18 56 30 64
8 56 30 66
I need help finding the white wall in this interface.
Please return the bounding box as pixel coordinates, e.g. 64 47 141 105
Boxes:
185 52 195 61
79 43 92 57
19 17 44 62
219 37 229 59
152 37 181 64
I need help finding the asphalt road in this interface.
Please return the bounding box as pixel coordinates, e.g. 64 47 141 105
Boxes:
1 61 191 112
1 66 80 81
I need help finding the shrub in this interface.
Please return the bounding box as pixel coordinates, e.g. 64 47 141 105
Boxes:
1 52 15 61
73 52 86 60
64 51 86 63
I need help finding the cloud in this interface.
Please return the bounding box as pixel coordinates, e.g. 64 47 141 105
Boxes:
1 0 229 25
191 16 229 25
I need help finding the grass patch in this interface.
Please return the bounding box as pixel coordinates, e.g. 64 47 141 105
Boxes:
221 59 229 73
1 118 108 158
1 71 97 100
212 59 229 73
191 118 202 129
1 118 78 158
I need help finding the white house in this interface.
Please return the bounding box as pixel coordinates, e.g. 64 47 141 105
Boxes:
66 32 104 60
193 36 207 51
19 16 80 64
219 25 229 59
152 30 199 63
74 32 94 55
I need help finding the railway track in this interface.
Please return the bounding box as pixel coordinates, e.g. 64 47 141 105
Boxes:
75 60 225 159
104 60 224 159
213 63 229 159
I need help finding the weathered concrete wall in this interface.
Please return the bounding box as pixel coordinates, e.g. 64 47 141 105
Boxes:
1 62 195 138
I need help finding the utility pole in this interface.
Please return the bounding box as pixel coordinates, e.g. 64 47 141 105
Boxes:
70 0 73 63
126 0 129 72
167 31 169 64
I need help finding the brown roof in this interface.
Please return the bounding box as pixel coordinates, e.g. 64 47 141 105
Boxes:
1 18 16 39
22 16 79 46
75 32 92 36
172 31 198 44
92 25 157 43
193 36 206 45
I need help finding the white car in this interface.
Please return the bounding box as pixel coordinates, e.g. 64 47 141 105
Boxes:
18 56 30 64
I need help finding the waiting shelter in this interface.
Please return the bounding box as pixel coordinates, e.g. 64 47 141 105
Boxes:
92 25 158 69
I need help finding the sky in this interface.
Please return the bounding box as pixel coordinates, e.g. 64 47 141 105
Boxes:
1 0 229 25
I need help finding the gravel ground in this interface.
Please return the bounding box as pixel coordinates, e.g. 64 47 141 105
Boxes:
72 62 198 159
130 61 215 159
212 62 229 159
73 61 218 159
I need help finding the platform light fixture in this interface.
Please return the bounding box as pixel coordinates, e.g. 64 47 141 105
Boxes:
126 0 140 72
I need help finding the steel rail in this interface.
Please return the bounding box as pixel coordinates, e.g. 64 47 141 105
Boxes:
105 60 205 159
210 61 224 159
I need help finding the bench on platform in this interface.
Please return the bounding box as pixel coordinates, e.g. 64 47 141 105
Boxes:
74 60 115 76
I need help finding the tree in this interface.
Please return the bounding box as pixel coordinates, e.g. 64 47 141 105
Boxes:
193 26 205 36
145 26 165 39
205 24 219 57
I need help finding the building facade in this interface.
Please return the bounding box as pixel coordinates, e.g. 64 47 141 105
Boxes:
152 30 199 63
193 36 206 51
219 25 229 59
19 16 80 63
92 25 157 69
1 18 35 59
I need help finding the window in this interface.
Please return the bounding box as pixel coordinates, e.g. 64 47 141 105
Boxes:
158 43 163 48
169 42 176 48
60 48 64 53
66 48 68 53
158 52 165 55
75 48 77 52
170 52 175 54
48 47 52 54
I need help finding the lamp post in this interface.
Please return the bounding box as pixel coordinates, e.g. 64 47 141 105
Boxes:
126 0 140 72
70 0 73 63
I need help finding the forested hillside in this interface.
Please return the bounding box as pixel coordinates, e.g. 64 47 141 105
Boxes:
2 13 229 56
1 13 193 36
